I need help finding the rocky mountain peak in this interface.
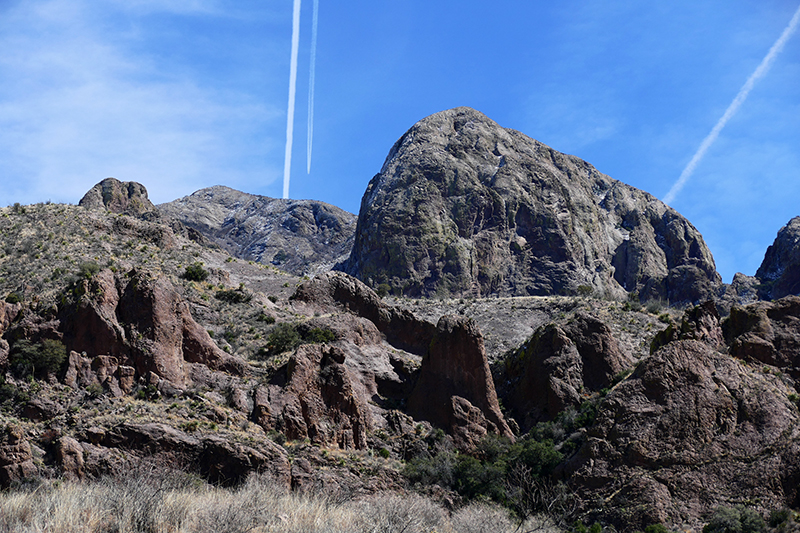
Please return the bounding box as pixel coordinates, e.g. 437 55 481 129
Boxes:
756 216 800 299
79 177 156 216
344 107 720 303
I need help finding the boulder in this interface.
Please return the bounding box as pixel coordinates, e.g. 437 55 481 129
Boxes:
724 296 800 377
506 312 633 428
0 425 37 488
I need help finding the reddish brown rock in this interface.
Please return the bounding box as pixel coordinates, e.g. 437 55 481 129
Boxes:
408 315 512 447
506 312 633 429
61 268 246 388
276 344 369 449
725 296 800 377
79 177 157 217
56 436 85 480
567 339 800 531
292 271 436 355
0 425 37 488
651 300 725 353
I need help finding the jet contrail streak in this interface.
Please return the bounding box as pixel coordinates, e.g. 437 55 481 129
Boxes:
664 4 800 205
307 0 318 174
283 0 302 199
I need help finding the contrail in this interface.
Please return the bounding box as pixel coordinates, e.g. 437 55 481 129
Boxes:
664 4 800 205
307 0 318 174
283 0 301 199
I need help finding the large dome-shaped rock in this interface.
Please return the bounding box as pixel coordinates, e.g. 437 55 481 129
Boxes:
756 216 800 299
159 186 356 276
79 178 157 216
344 107 719 303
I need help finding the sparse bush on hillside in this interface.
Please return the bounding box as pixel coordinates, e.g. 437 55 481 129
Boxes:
255 323 337 360
4 292 21 304
703 505 766 533
77 261 100 279
182 262 209 282
215 288 252 304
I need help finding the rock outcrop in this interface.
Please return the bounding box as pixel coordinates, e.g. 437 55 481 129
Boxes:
756 216 800 299
79 177 157 216
505 312 634 429
159 186 356 276
0 425 37 488
567 304 800 531
344 107 720 303
292 271 436 355
724 295 800 377
408 315 513 449
60 268 246 387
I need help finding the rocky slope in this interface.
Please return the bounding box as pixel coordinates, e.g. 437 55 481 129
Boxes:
343 107 720 304
159 186 356 276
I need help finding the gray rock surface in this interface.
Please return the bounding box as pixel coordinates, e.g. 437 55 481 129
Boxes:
79 177 157 216
344 107 720 303
159 186 356 276
756 216 800 299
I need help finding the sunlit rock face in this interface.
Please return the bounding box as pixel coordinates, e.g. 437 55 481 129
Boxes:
344 107 720 303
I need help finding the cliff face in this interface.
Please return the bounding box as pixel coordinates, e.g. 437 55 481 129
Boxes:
344 107 720 303
756 216 800 299
159 186 356 276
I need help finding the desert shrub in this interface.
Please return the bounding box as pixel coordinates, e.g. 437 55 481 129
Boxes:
214 288 252 304
451 503 516 533
77 261 100 280
304 327 336 344
576 285 594 297
4 292 21 304
358 492 448 533
376 283 392 297
259 323 302 358
256 311 276 324
703 505 766 533
182 262 209 282
9 339 67 378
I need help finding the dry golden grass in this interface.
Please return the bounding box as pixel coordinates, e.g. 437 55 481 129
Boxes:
0 469 563 533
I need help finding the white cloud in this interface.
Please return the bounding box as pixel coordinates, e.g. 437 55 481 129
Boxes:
0 0 285 206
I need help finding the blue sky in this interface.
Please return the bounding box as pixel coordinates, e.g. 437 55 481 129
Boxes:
1 1 799 284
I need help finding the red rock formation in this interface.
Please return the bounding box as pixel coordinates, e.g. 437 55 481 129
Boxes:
61 268 246 388
567 338 800 531
408 315 512 449
506 312 633 428
276 344 369 449
725 295 800 376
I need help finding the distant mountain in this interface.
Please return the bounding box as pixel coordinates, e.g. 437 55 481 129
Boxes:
343 107 721 304
158 186 356 276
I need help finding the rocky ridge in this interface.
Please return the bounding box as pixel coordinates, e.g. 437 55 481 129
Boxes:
159 185 356 276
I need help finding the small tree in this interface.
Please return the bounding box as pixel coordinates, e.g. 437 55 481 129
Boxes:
182 262 209 282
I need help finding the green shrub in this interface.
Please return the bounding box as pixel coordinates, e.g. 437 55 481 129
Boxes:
259 323 302 358
304 327 336 344
376 283 392 298
4 292 21 304
215 288 252 304
257 312 276 324
9 339 67 378
703 506 765 533
77 261 100 280
182 262 209 282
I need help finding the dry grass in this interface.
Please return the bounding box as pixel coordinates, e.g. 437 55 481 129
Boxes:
0 469 563 533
